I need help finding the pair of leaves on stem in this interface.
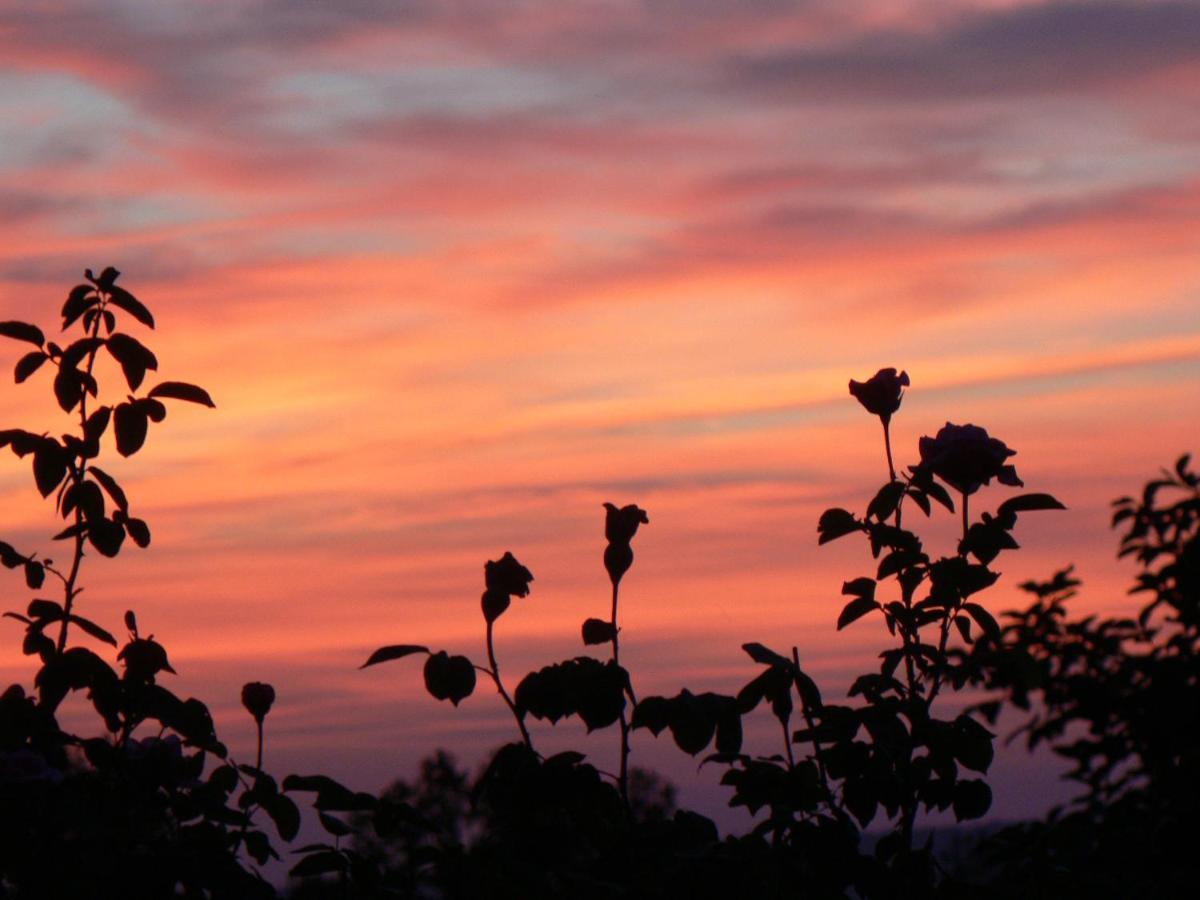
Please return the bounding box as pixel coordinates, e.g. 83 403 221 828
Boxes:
3 597 117 662
0 540 44 590
360 644 476 706
24 332 158 396
108 382 216 457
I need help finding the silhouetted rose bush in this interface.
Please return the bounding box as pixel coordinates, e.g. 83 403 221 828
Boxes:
2 274 1197 899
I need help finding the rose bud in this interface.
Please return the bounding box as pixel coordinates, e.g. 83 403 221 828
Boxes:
241 682 276 724
603 503 649 546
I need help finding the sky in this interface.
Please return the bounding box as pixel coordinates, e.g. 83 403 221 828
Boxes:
1 0 1198 830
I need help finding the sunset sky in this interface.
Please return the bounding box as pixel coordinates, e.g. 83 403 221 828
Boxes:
1 0 1198 826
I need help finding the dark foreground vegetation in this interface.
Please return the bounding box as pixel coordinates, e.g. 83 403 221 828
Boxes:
1 274 1196 898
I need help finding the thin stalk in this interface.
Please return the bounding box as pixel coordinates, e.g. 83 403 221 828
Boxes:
882 419 897 483
255 720 264 771
610 581 633 805
485 618 532 749
56 309 105 653
780 716 796 770
897 582 921 858
961 491 970 542
883 419 904 530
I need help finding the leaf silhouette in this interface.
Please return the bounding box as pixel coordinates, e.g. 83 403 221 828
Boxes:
837 596 880 630
742 642 792 668
105 333 158 391
124 517 151 548
61 284 99 329
87 517 125 557
996 492 1067 517
113 402 149 456
962 601 1001 640
69 614 118 647
360 644 430 668
23 560 45 589
0 321 45 346
88 466 128 511
32 441 68 497
147 380 215 407
84 406 112 446
14 352 47 383
423 652 476 705
107 285 155 328
581 617 616 645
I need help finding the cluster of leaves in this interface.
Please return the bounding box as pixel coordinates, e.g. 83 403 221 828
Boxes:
960 454 1200 898
0 272 369 897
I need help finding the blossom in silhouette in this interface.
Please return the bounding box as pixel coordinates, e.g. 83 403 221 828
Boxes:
241 682 276 724
849 368 910 424
604 503 649 586
605 503 649 546
917 423 1023 496
482 551 534 623
485 551 534 597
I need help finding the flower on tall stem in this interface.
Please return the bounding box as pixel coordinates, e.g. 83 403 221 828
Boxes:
849 368 910 482
849 368 909 426
916 423 1022 497
916 422 1023 538
603 503 649 588
481 551 534 623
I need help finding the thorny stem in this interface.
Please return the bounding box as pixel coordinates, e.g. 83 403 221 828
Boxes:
780 716 796 770
611 581 633 806
255 721 264 772
56 307 105 653
961 491 970 542
485 618 533 750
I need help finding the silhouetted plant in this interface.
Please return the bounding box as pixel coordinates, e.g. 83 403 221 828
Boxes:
348 369 1068 899
628 369 1065 899
0 271 328 897
6 278 1194 899
961 453 1199 898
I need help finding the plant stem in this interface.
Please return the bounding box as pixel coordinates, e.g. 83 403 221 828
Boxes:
56 311 105 653
255 721 264 771
610 581 633 806
897 582 921 858
882 419 896 483
883 419 904 530
961 491 969 541
485 618 532 749
780 716 796 770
